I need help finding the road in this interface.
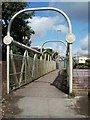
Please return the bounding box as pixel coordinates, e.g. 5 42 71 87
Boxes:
3 70 86 118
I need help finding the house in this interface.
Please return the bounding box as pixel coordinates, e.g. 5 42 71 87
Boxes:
73 55 90 64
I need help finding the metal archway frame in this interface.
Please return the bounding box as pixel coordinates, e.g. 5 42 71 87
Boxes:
7 7 72 35
52 51 66 59
40 40 67 53
3 7 75 94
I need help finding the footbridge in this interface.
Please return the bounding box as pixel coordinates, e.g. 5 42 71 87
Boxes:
3 7 75 95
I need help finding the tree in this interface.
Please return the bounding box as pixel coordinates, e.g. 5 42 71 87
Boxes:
2 2 35 60
53 52 58 60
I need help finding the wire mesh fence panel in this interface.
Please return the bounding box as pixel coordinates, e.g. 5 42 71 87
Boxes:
26 56 33 83
9 52 56 92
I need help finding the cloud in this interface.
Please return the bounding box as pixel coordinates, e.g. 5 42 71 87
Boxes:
73 48 88 56
53 43 63 52
87 33 90 55
53 24 68 33
52 43 66 56
80 35 88 50
27 16 67 42
73 35 88 56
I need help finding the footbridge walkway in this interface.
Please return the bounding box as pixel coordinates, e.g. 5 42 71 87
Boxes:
2 70 84 118
1 6 83 118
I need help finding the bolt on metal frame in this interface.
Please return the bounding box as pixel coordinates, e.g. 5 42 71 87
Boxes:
3 7 75 94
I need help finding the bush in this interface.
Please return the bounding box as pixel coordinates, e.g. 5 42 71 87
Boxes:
69 92 75 99
74 61 90 69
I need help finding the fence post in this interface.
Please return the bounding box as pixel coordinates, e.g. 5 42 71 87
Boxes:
50 56 52 61
32 54 37 78
48 54 50 61
25 51 27 83
19 50 27 86
44 53 47 61
40 55 42 60
10 50 18 84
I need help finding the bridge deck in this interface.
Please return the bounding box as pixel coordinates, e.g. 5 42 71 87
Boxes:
3 70 84 118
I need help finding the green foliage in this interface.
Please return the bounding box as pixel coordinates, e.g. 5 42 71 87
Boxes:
53 52 58 60
46 48 54 54
2 2 35 60
69 92 75 99
45 48 54 60
31 48 54 60
74 61 90 69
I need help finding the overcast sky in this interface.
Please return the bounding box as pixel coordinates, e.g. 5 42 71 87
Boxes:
25 1 88 56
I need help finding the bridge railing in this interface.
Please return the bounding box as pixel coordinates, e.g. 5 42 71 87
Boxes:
9 49 56 92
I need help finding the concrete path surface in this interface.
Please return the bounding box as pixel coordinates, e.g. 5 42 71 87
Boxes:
3 70 86 118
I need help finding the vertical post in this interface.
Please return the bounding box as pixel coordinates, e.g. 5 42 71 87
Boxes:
57 30 61 60
48 54 49 61
40 55 42 60
57 31 59 61
44 53 46 74
57 31 58 52
50 56 52 61
44 54 46 61
10 50 18 84
32 54 37 78
40 47 43 60
69 44 72 94
7 45 10 94
19 50 27 86
25 52 27 83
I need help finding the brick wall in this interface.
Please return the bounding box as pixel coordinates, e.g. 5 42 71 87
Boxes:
1 61 90 96
2 61 7 96
73 69 90 96
0 61 2 99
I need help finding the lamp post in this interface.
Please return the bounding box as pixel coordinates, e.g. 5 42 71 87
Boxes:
66 33 76 94
57 29 61 53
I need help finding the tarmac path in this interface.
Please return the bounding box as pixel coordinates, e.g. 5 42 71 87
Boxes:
3 70 86 118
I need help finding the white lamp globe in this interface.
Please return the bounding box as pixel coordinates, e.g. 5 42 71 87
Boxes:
66 33 76 43
3 35 13 45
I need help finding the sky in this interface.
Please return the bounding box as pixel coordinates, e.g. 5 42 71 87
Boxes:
25 1 88 56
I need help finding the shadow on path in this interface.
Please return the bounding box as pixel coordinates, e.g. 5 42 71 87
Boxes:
51 69 69 94
2 93 23 118
74 96 90 117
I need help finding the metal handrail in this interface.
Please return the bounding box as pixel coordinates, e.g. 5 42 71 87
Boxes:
12 40 42 55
